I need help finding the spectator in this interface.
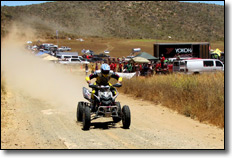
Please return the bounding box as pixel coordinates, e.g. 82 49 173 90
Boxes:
143 64 149 76
91 63 95 73
127 63 132 73
95 62 99 71
135 63 140 77
160 54 165 69
108 58 111 64
132 63 136 72
110 62 115 71
118 62 123 72
147 63 153 77
114 62 117 72
155 61 161 74
139 64 142 71
123 62 128 72
176 53 181 60
85 64 89 76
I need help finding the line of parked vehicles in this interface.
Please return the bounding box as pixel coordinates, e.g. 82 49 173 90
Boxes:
31 43 224 74
56 52 111 64
34 43 111 64
39 43 71 52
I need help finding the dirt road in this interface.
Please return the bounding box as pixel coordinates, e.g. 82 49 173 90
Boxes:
1 68 224 149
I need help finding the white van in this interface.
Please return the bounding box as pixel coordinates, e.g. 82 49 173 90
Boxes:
56 52 79 59
56 52 89 64
173 59 224 74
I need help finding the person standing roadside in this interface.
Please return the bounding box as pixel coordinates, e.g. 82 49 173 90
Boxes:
85 63 89 76
127 63 132 73
110 62 115 71
123 62 128 72
91 63 95 73
176 53 181 60
95 62 99 71
160 54 165 69
114 62 117 72
118 62 123 72
135 63 140 77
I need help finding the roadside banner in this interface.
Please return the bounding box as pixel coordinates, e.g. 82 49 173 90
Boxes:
117 72 136 79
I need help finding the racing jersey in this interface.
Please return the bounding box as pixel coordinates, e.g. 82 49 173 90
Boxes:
86 70 122 85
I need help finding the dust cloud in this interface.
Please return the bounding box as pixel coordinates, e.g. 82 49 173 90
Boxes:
1 24 85 109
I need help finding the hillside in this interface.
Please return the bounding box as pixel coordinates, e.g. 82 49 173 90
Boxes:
1 1 224 41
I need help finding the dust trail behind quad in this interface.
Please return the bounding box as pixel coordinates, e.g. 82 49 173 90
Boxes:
1 26 224 149
1 25 85 110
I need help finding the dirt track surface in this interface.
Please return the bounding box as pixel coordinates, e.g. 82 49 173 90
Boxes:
1 68 224 149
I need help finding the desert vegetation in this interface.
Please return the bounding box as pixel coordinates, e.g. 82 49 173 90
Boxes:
118 72 224 128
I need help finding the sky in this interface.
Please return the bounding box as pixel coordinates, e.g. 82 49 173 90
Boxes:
181 1 224 5
1 1 225 6
1 1 52 6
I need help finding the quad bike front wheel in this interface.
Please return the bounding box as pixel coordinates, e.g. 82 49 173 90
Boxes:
122 105 131 129
83 106 91 130
77 102 84 122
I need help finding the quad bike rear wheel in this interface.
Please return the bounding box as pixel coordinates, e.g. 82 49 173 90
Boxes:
122 105 131 129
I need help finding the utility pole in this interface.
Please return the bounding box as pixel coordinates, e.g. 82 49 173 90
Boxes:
56 30 59 47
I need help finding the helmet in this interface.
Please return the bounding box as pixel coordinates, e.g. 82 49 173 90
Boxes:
101 64 110 75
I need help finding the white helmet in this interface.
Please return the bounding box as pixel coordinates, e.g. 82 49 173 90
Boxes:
101 64 110 75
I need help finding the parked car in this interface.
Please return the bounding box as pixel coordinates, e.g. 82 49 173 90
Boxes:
56 52 88 64
58 56 89 64
93 53 110 58
40 43 58 51
69 58 89 64
58 46 71 51
173 59 224 74
56 52 78 59
88 57 104 63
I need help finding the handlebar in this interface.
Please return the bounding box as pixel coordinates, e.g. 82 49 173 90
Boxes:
89 83 122 88
112 83 122 87
89 84 98 89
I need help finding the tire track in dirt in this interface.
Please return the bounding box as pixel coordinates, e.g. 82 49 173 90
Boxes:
97 42 114 54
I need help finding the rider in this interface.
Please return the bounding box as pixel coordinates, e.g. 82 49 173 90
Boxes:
85 63 122 111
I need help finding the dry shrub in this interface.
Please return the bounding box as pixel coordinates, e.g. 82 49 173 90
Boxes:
119 72 224 128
